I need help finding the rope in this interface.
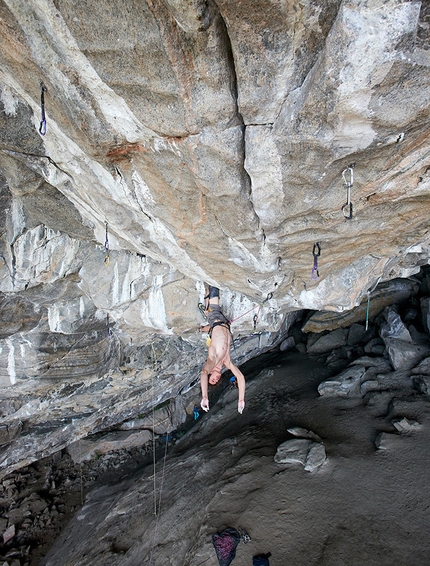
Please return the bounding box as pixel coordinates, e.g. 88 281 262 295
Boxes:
39 82 47 136
104 222 110 266
148 433 169 566
311 242 321 280
341 164 354 219
365 276 381 330
79 440 84 506
151 344 157 517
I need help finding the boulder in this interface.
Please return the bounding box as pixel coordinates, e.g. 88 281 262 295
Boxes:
347 323 366 346
375 432 401 450
420 297 430 333
318 366 366 397
412 375 430 395
287 427 322 442
380 308 412 342
392 418 421 434
279 337 295 352
304 443 327 472
307 328 348 355
364 337 386 355
274 439 311 466
350 357 392 372
274 438 326 472
410 356 430 375
383 338 430 371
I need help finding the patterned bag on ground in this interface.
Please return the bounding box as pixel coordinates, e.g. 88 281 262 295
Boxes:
212 527 241 566
253 552 272 566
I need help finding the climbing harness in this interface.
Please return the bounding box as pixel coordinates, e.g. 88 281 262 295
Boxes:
341 164 354 219
365 276 381 331
104 222 110 266
39 82 47 136
311 242 321 280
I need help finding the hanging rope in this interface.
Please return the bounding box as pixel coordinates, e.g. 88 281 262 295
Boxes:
104 222 110 266
341 164 354 219
311 242 321 280
39 82 47 136
148 432 169 566
151 344 157 517
365 276 381 330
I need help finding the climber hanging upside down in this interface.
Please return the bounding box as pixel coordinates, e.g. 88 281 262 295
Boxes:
199 285 246 414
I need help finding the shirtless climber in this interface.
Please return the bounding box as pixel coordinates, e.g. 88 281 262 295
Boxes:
199 285 246 414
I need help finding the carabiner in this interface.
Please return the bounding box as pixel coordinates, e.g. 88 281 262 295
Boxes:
341 201 353 219
341 165 354 220
312 242 321 257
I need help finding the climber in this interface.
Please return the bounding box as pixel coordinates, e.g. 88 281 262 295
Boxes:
199 285 246 414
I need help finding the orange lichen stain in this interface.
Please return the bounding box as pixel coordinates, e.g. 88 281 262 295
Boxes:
106 143 148 161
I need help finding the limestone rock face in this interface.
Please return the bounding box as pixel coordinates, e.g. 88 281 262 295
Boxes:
0 0 430 474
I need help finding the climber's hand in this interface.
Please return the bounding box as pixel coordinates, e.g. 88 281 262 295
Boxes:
238 400 245 414
201 397 209 412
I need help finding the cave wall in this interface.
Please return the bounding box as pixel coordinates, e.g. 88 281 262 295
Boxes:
0 0 430 475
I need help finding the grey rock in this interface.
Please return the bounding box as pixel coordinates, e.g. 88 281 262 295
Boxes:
318 366 366 397
392 417 421 434
412 375 430 395
287 427 322 442
66 430 153 464
420 297 430 333
375 432 401 450
350 357 392 372
307 328 348 355
384 338 430 371
302 280 419 333
411 356 430 375
347 323 366 346
0 0 429 487
304 442 327 472
274 438 326 472
274 439 311 466
380 308 412 342
364 337 386 355
3 523 15 543
279 336 295 352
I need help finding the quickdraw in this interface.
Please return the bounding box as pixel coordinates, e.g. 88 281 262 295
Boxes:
39 82 47 136
229 291 274 334
311 242 321 280
104 222 110 266
341 164 354 219
365 276 381 331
